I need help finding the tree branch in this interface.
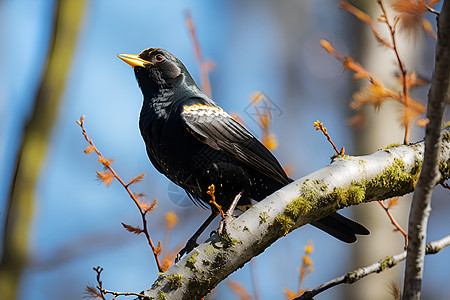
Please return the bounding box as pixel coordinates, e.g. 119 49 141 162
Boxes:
140 129 450 300
402 1 450 299
296 235 450 300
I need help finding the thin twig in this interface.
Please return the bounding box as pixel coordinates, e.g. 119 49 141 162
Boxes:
425 4 440 15
88 266 151 299
295 235 450 300
186 10 212 98
340 0 393 49
97 287 151 299
314 120 342 155
379 0 411 144
320 40 426 117
77 116 163 272
377 199 408 247
441 181 450 191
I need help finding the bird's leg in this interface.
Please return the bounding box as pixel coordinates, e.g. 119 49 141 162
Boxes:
218 191 243 236
176 211 218 262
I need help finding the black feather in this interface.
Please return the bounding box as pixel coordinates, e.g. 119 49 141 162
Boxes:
120 48 369 254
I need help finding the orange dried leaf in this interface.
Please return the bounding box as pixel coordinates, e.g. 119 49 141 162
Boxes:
320 39 343 61
391 93 425 114
149 197 158 212
351 81 391 111
85 285 102 298
343 56 371 79
98 156 114 167
350 91 370 110
283 165 293 177
348 113 366 130
283 287 302 299
416 118 429 127
373 32 392 48
320 39 333 53
156 241 162 255
387 197 400 209
165 211 179 230
401 70 429 88
250 91 265 104
161 257 172 273
121 222 144 235
139 201 150 212
134 192 145 200
409 98 426 114
261 133 278 150
400 103 425 129
392 0 429 37
84 145 95 155
370 81 391 108
140 198 157 214
340 1 391 48
96 171 114 187
392 0 428 17
128 173 146 186
340 1 372 24
227 279 253 300
422 18 437 39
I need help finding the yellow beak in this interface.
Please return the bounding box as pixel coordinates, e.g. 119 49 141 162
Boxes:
117 53 154 68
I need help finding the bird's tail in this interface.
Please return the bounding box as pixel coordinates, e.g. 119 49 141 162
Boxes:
311 212 369 243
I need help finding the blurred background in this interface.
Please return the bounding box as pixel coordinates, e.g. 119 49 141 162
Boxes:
0 0 448 299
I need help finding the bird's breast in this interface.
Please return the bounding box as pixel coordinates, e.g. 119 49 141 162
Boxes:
139 109 198 178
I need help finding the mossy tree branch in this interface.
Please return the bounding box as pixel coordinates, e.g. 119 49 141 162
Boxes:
141 128 450 300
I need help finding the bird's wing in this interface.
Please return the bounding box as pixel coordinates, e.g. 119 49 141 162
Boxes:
181 103 290 185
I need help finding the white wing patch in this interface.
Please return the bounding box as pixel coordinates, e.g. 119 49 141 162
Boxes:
181 104 230 122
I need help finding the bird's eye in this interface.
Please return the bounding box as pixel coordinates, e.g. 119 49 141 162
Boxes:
155 54 164 62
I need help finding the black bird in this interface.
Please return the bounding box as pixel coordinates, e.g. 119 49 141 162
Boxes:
118 48 369 258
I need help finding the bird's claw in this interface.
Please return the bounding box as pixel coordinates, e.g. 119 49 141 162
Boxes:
175 192 243 262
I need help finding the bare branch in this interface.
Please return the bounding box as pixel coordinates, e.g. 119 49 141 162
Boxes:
77 116 163 272
377 198 408 247
296 235 450 300
402 1 450 299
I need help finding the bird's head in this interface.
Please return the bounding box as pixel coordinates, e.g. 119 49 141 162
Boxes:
118 48 196 98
